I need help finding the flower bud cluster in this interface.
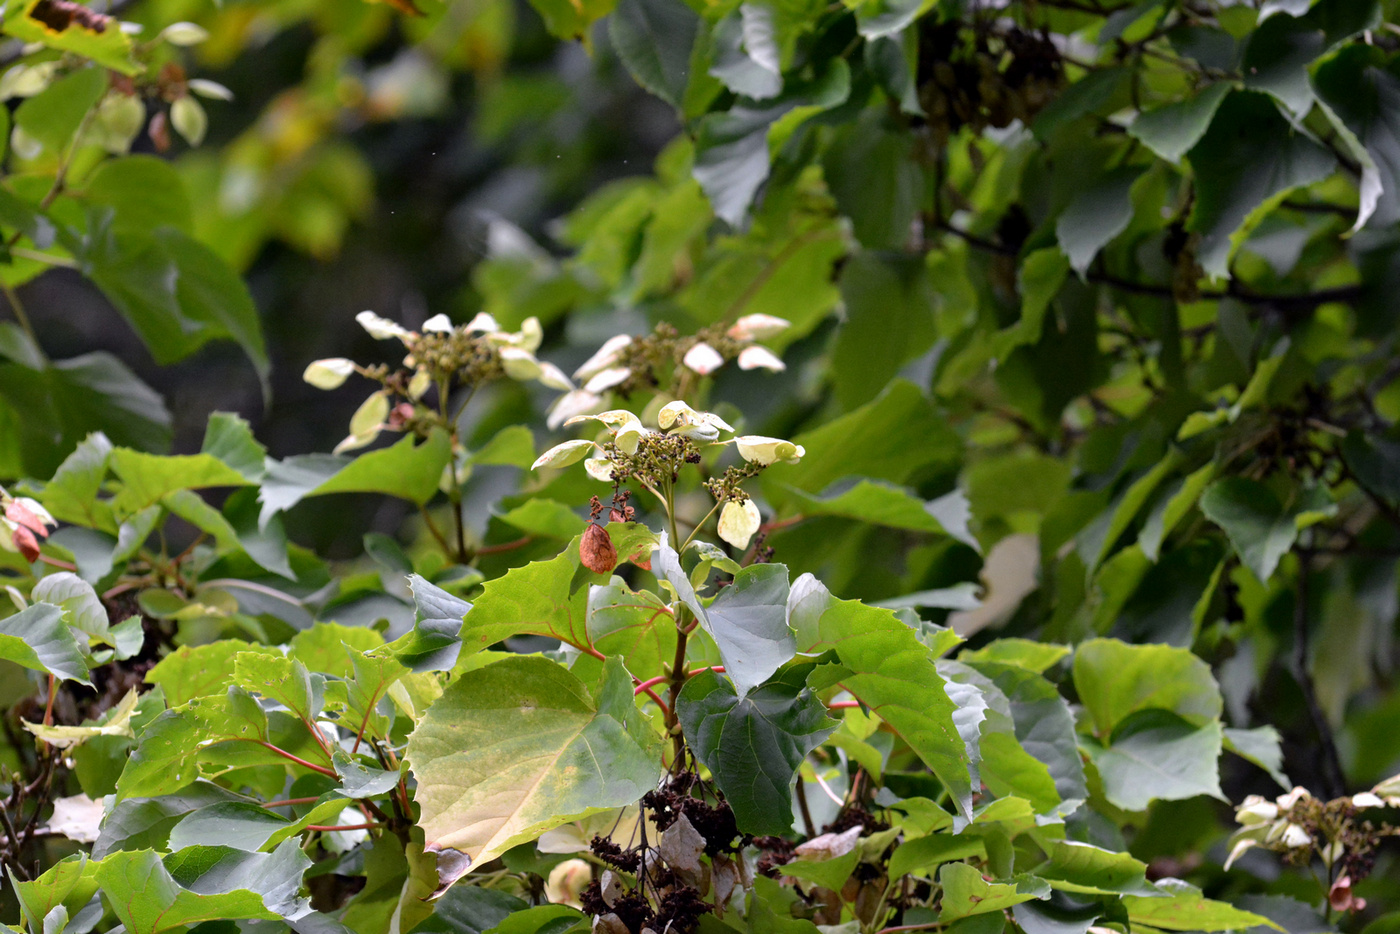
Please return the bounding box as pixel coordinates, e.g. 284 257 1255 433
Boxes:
548 315 791 429
304 311 572 453
1227 778 1400 912
532 401 804 550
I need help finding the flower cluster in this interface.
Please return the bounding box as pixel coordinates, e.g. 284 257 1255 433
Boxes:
304 311 572 453
1227 777 1400 912
0 487 56 563
547 316 790 429
532 401 803 550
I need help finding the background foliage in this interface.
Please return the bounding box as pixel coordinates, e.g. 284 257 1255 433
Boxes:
2 0 1400 932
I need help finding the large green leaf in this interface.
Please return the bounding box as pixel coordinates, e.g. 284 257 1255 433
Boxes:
1198 476 1311 582
1055 167 1141 276
392 575 474 672
0 602 91 686
1185 91 1335 277
1123 880 1280 931
795 579 973 823
676 663 836 834
1085 718 1225 811
109 450 251 515
406 656 662 891
0 325 171 477
13 67 106 155
938 863 1049 921
609 0 699 109
451 524 656 664
257 429 454 527
83 225 270 393
1127 83 1230 163
654 539 795 696
1071 638 1221 738
585 577 676 681
792 480 976 546
765 380 961 506
93 850 280 934
693 60 850 225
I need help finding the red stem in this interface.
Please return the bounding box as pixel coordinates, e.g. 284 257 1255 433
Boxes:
828 700 861 709
476 535 533 556
634 666 725 696
263 796 320 809
256 741 338 778
306 822 383 832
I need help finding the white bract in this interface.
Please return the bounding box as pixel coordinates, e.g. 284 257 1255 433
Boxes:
422 313 454 333
304 358 355 390
584 366 631 394
574 334 633 381
728 314 790 341
499 346 543 381
548 390 605 429
533 439 598 470
357 310 409 340
717 500 761 549
737 345 785 372
734 435 804 465
683 342 724 375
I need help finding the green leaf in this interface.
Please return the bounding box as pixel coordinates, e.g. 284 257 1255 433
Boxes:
450 525 654 664
1056 167 1141 276
971 662 1087 815
1241 0 1378 114
498 500 587 539
84 226 270 394
586 577 676 681
1222 725 1291 789
167 803 291 852
94 850 280 934
94 782 251 858
258 430 454 527
233 652 324 725
82 157 195 236
938 863 1049 921
958 641 1069 674
1072 639 1220 738
1127 83 1230 163
789 481 975 544
0 326 171 478
693 60 851 225
676 663 836 835
1123 880 1281 931
1139 461 1216 561
201 412 267 482
797 581 973 824
409 886 527 934
0 602 91 685
830 254 936 406
1185 91 1335 278
888 834 987 879
1033 841 1158 896
13 67 106 155
852 0 935 39
824 130 927 253
145 640 256 707
527 0 617 38
11 855 98 932
31 572 108 640
392 575 473 672
470 425 536 468
36 432 114 530
2 2 137 73
654 539 795 696
609 0 699 110
333 748 403 797
1086 718 1224 811
110 450 251 515
1198 476 1303 582
406 656 663 891
766 380 961 506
